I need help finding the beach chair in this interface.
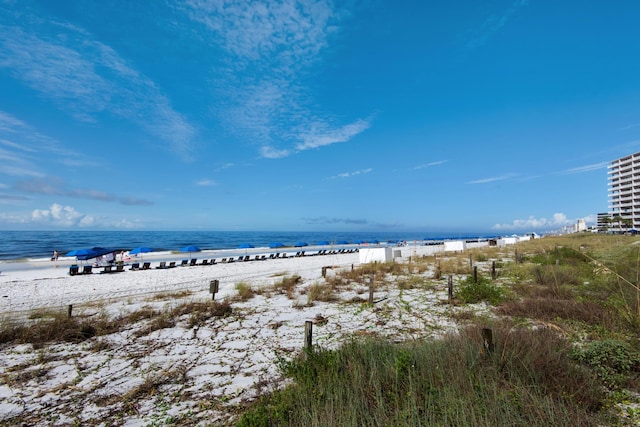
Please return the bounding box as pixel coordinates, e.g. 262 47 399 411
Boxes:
100 266 112 274
82 265 93 274
210 258 217 265
156 261 167 269
200 259 209 266
130 262 140 271
69 265 79 276
227 257 235 263
221 258 227 263
141 262 151 270
115 264 125 273
180 259 188 267
168 261 176 268
189 259 198 266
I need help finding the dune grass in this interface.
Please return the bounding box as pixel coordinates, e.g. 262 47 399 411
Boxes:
237 234 640 426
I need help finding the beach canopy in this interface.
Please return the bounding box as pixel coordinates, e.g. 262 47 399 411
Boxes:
238 243 254 249
316 241 330 245
269 242 285 248
294 241 308 247
337 240 349 245
180 245 201 253
354 239 365 244
130 247 153 255
66 247 118 260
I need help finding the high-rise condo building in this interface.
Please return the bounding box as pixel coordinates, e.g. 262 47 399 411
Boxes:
608 152 640 231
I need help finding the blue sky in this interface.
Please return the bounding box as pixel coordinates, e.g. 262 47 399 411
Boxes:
1 0 639 234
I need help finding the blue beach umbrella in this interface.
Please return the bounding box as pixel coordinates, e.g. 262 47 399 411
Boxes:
269 242 285 248
130 246 153 260
130 247 153 255
337 240 349 245
354 239 365 244
238 243 255 249
294 241 308 247
316 241 330 246
180 245 201 259
66 248 97 258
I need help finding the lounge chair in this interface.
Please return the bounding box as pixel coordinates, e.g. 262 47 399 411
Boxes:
100 266 112 274
141 262 151 270
115 264 125 273
210 258 217 264
168 261 176 268
200 259 209 266
227 257 235 263
221 258 227 263
69 265 79 276
189 259 198 266
130 262 140 271
180 259 188 267
156 261 167 269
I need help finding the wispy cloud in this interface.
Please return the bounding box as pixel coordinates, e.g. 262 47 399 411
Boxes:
303 217 368 225
0 17 196 159
619 123 640 131
196 179 218 187
466 0 528 49
558 162 608 175
467 173 515 184
493 212 575 231
13 177 153 206
331 168 373 179
182 0 370 158
412 160 447 170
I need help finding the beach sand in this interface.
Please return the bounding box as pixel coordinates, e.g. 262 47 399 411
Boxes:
0 242 489 426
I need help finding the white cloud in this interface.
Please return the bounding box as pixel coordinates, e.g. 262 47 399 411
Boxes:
296 119 370 151
467 174 515 184
331 168 373 179
466 0 528 49
413 160 447 170
183 0 369 158
260 146 291 159
558 162 608 175
0 21 196 159
0 202 139 228
196 179 217 187
493 212 576 231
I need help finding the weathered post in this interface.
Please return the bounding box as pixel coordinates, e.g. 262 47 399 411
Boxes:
368 276 374 304
448 275 453 303
515 248 518 263
482 328 495 354
491 261 496 279
435 259 441 280
209 279 219 300
67 304 73 318
473 266 478 283
322 266 327 278
469 253 473 269
304 320 313 349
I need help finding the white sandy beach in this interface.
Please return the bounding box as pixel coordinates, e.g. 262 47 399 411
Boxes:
0 242 490 426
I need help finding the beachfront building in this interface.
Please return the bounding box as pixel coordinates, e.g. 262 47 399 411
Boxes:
608 152 640 232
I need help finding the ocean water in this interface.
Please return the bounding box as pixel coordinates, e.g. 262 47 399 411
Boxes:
0 230 494 261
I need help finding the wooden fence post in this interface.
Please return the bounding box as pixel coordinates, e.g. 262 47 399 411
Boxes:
473 266 478 283
209 279 219 300
469 253 473 269
448 275 453 303
67 304 73 318
304 320 313 349
482 328 495 354
322 266 327 278
491 261 496 279
368 276 374 304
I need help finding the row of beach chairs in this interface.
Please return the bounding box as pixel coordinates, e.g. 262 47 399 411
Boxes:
69 248 360 276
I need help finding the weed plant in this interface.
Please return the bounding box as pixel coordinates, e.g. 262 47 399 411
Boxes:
238 324 604 427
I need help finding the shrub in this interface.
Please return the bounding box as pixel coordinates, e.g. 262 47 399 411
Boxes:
235 282 256 301
572 340 640 389
456 275 505 305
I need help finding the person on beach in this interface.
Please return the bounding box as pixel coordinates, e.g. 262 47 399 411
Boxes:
52 250 58 261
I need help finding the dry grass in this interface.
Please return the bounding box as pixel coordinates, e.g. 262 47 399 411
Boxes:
234 281 257 301
273 275 302 299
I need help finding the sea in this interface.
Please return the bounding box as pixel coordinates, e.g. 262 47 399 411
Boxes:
0 230 496 262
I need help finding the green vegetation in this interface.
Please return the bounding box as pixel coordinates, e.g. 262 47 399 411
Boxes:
238 234 640 426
